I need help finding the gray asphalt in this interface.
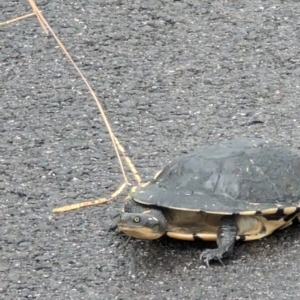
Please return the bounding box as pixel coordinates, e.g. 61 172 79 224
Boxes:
1 1 300 299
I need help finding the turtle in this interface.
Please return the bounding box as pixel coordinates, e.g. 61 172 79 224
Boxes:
116 138 300 265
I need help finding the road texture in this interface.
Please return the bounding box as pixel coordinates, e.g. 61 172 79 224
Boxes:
1 1 300 299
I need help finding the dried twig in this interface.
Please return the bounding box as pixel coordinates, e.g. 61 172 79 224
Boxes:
2 1 143 212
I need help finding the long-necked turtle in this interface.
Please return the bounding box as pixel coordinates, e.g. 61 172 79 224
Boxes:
116 138 300 265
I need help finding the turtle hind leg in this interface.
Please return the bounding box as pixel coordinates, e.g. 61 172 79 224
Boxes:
200 216 238 267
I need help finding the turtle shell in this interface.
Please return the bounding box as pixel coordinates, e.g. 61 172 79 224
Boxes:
131 138 300 214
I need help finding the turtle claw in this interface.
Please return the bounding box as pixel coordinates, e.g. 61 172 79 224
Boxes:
108 213 121 232
200 249 225 267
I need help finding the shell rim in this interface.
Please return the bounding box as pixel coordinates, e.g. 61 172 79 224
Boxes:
130 185 300 216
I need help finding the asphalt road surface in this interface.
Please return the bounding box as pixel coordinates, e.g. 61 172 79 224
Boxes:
1 1 300 299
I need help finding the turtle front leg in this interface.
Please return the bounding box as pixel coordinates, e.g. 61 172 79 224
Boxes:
200 216 238 266
108 213 122 232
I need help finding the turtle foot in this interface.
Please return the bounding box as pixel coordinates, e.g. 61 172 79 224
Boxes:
200 249 225 267
108 213 121 232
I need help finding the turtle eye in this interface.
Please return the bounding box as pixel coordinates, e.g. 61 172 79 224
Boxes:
133 216 140 223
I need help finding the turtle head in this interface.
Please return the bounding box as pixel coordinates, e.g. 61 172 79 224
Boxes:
117 208 167 240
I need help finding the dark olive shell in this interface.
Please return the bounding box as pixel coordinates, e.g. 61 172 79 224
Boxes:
132 139 300 214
